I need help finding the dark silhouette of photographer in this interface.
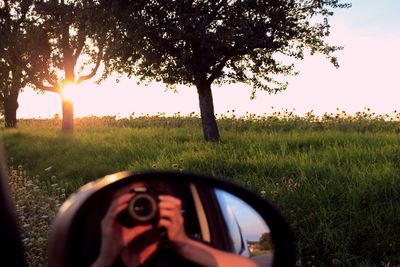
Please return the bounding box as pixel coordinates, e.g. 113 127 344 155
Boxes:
91 182 258 267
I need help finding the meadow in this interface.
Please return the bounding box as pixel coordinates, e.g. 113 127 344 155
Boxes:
2 110 400 266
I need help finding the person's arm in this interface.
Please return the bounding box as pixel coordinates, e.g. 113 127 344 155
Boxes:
177 237 258 267
92 187 152 267
158 195 258 267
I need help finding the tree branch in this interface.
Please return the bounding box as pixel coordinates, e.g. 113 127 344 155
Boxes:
76 42 103 84
207 55 230 83
197 1 225 32
4 0 11 31
71 28 86 66
33 81 59 93
47 78 58 88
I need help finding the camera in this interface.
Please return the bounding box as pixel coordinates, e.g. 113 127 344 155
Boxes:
117 187 159 228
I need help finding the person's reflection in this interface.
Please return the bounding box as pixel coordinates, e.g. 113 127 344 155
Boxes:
91 182 258 267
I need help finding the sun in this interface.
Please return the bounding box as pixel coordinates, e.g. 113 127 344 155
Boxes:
61 82 81 102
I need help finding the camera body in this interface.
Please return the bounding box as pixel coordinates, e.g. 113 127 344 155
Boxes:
118 187 159 228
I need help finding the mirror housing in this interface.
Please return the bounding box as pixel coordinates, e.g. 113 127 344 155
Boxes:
0 150 27 267
48 171 296 267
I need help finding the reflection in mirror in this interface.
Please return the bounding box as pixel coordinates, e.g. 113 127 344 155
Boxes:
55 178 274 267
214 189 273 267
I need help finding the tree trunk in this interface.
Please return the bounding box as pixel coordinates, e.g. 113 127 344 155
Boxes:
4 91 19 128
62 100 74 132
196 81 220 142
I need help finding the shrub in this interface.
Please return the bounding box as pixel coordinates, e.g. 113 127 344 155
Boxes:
8 165 66 266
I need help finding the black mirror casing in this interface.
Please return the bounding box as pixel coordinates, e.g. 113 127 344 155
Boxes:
48 171 296 267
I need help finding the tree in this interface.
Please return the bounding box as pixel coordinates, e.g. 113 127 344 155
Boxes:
259 232 273 251
28 0 107 132
0 0 34 128
102 0 350 141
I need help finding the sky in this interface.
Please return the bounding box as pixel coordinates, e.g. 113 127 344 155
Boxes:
216 189 270 242
18 0 400 119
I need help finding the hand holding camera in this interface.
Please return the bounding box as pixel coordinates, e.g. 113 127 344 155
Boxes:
117 186 187 243
93 183 187 267
158 195 188 244
94 189 153 267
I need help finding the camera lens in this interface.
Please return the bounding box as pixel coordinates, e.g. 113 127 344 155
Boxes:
128 194 158 222
117 188 159 228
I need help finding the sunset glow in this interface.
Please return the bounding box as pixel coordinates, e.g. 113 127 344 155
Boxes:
61 82 81 103
16 0 400 119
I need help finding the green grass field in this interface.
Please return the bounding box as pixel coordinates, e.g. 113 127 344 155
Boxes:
2 112 400 266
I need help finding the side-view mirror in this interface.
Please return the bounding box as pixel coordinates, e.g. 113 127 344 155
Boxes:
48 171 295 267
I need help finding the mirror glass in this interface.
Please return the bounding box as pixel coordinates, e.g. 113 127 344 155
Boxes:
54 179 275 267
214 189 273 267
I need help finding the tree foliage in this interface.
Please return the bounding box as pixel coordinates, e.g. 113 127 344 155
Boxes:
0 0 35 127
259 232 273 251
27 0 109 131
102 0 352 91
1 0 110 129
102 0 350 141
30 0 105 87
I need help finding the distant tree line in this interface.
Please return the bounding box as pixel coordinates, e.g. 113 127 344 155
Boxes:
0 0 350 141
